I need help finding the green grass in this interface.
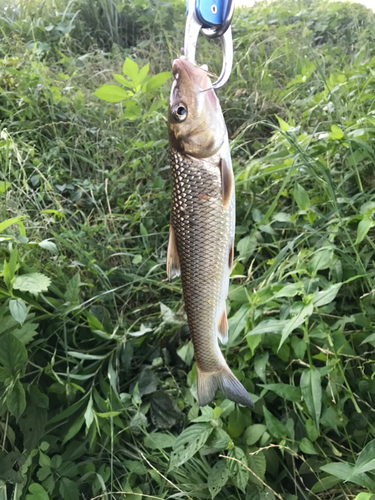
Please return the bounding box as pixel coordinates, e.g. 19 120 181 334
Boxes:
1 0 375 499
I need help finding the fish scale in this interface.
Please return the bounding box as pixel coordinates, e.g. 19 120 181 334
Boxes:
170 148 230 372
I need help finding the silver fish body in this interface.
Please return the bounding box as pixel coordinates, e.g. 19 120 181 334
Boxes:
167 58 253 408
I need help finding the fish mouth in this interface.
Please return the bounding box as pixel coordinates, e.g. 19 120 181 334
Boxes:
172 57 210 90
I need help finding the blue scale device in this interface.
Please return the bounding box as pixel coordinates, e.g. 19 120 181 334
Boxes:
188 0 231 29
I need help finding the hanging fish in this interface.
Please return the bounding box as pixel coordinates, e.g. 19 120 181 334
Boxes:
167 57 253 409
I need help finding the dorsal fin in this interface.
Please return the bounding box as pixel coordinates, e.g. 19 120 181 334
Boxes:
167 224 180 280
217 305 228 344
220 157 233 210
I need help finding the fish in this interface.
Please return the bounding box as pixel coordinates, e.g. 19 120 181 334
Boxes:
167 57 254 409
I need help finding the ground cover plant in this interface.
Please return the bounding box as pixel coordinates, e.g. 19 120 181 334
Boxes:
1 0 375 498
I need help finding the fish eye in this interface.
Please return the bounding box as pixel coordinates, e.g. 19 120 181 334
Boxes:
172 103 187 122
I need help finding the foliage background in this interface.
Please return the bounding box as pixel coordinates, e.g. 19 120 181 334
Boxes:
1 0 375 499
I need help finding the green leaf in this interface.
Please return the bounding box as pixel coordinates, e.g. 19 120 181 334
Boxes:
247 319 288 337
84 397 94 429
13 273 51 294
191 406 214 423
113 73 134 89
244 424 267 446
0 332 28 374
59 477 79 500
74 90 84 112
37 466 52 481
313 283 342 308
247 333 262 356
320 463 375 490
354 494 375 500
134 63 149 86
353 439 375 475
276 115 290 131
65 272 81 303
9 299 27 325
150 391 183 429
38 239 58 254
236 235 257 262
228 304 249 346
93 85 130 103
7 380 26 420
227 407 247 438
0 216 27 236
274 283 303 298
8 247 18 281
19 392 48 451
144 432 176 450
299 437 318 455
356 217 374 244
305 419 319 441
329 124 344 140
0 367 11 383
291 337 307 359
248 452 266 486
308 249 332 276
129 412 147 433
227 446 249 492
293 184 310 211
170 423 213 469
254 352 269 383
121 488 142 500
279 302 313 348
145 72 171 92
25 483 49 500
0 181 11 194
300 368 322 427
96 411 121 418
320 406 341 435
203 427 231 453
263 407 287 439
137 369 158 396
177 342 194 365
320 462 354 481
123 102 141 120
62 413 85 444
122 58 139 80
310 475 342 494
259 383 301 402
47 394 89 425
12 320 40 345
67 351 106 361
208 460 230 499
362 333 375 346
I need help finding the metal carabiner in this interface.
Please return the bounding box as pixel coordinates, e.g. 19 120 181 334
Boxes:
184 0 234 89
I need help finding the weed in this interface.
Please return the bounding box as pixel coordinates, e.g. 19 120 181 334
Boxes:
1 1 375 499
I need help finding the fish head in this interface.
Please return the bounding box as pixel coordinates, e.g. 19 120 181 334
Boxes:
168 57 226 158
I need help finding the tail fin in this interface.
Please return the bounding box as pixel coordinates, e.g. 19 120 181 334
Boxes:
197 365 254 408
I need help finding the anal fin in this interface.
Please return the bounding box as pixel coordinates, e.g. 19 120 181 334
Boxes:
167 224 180 280
217 306 228 344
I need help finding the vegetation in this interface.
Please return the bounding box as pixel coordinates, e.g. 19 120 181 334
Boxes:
1 0 375 498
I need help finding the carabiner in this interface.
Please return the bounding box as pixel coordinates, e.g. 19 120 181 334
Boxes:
184 0 234 89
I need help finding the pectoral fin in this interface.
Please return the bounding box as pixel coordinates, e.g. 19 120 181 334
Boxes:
220 158 233 210
217 305 228 344
167 224 180 280
228 242 234 271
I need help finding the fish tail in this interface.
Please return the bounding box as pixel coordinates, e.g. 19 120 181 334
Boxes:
197 364 254 408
